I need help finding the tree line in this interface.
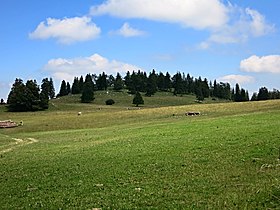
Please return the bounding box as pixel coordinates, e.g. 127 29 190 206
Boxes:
4 69 280 111
5 78 55 111
58 70 251 103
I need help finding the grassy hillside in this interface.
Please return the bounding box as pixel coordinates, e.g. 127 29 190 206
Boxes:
0 98 279 209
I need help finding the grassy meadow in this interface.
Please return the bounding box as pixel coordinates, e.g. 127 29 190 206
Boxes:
0 92 279 209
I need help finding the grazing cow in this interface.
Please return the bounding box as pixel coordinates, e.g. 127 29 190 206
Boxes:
186 111 200 116
78 112 82 116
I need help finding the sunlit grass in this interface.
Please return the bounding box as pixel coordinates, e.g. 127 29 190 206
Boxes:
0 99 279 209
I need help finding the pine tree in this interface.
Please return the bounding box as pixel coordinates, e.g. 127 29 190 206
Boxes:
96 72 108 90
71 77 80 94
234 83 242 102
145 71 157 96
58 80 68 96
257 87 269 101
40 78 51 109
66 82 71 95
7 79 43 111
79 76 84 92
164 72 172 91
113 72 124 91
133 91 144 107
81 82 95 103
25 80 40 111
81 74 95 103
172 72 184 95
49 78 55 99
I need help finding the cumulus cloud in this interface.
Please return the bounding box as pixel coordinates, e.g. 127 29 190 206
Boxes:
43 53 141 81
218 74 255 85
90 0 228 30
240 55 280 74
200 6 274 48
113 22 146 37
29 16 101 44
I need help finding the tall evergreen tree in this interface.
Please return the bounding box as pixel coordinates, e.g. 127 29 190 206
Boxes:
58 80 68 96
81 74 95 103
7 79 26 111
251 92 258 101
157 72 165 91
66 82 71 95
257 87 269 101
7 78 48 111
146 71 157 96
133 91 144 107
164 72 172 91
71 77 80 94
25 80 40 110
172 72 184 95
78 76 84 93
40 78 50 109
234 83 242 102
113 72 124 91
96 72 108 90
49 78 55 99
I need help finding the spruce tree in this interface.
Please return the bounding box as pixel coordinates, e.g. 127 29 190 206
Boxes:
66 82 71 95
49 78 55 99
257 87 269 100
81 74 95 103
40 78 50 109
114 72 124 91
133 91 144 107
71 77 80 94
81 82 95 103
58 80 68 96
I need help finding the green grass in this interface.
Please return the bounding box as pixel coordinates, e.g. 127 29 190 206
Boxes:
0 97 280 209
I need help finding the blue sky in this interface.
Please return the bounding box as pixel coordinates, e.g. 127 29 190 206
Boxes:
1 0 280 100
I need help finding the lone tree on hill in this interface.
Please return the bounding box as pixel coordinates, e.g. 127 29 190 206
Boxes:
133 91 144 107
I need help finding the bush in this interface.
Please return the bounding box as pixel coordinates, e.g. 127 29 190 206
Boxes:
105 99 115 105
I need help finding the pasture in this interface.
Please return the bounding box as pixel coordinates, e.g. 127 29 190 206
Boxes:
0 96 279 209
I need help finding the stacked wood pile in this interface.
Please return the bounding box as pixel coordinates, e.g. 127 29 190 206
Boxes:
0 120 18 128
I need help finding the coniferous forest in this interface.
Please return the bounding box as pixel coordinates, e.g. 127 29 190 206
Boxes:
3 69 280 111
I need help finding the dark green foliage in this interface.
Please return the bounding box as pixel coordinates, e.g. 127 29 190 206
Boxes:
113 73 123 91
133 91 144 107
96 72 108 90
172 72 184 95
66 82 71 95
269 89 280 99
71 77 80 94
81 74 95 103
145 70 157 96
251 92 258 101
49 78 55 99
257 87 269 101
7 78 50 111
212 81 231 100
108 74 115 87
105 99 115 105
127 71 147 94
58 80 68 97
40 78 51 109
79 76 84 92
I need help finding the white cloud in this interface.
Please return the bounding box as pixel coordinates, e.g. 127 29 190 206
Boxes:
114 22 145 37
29 16 101 44
90 0 228 30
43 53 141 81
240 55 280 74
218 74 255 85
200 6 274 47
